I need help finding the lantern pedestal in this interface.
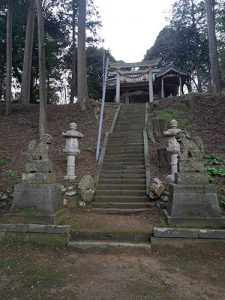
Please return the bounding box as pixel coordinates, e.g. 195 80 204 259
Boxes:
62 123 83 181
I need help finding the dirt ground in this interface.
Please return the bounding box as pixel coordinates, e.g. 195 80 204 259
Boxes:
0 244 225 300
0 103 117 192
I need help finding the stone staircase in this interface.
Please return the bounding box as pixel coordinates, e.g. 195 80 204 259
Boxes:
69 104 152 253
92 103 148 213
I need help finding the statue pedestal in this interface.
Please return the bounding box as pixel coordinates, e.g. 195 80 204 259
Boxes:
165 184 225 228
9 160 65 225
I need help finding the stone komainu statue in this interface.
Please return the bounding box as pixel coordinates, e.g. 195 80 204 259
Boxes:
28 134 53 162
177 131 204 161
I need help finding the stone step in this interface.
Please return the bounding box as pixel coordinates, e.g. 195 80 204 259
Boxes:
96 190 146 197
107 142 143 147
93 202 148 209
104 154 144 160
97 183 145 190
106 149 144 155
68 241 151 254
108 137 143 141
114 127 144 130
101 171 146 177
101 165 145 171
114 126 144 133
95 195 147 201
103 160 145 165
98 178 146 184
89 207 149 215
102 163 145 168
99 171 146 180
70 230 150 243
110 132 143 137
115 123 144 127
108 141 143 145
107 146 144 151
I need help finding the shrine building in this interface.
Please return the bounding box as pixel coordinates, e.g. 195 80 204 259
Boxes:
106 59 190 103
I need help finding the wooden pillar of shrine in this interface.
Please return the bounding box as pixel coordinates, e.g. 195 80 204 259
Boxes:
116 72 121 103
161 77 165 98
148 70 154 103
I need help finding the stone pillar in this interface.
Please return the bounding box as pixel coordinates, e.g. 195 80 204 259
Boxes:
62 123 83 180
116 72 121 103
164 120 181 182
179 76 182 96
148 70 154 103
161 77 165 98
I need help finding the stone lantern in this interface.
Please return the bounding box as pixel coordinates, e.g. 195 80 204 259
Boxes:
62 123 83 180
164 119 181 182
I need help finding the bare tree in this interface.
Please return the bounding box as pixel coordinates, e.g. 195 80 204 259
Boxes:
21 0 35 105
77 0 88 102
205 0 222 94
5 0 12 116
37 0 48 137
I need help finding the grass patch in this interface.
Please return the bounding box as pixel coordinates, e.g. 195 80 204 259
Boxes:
156 101 193 130
0 158 7 166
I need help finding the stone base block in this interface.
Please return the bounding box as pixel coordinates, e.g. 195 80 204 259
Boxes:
154 227 225 239
4 208 67 225
175 172 208 185
164 210 225 228
151 237 225 251
179 160 204 173
25 161 53 173
12 184 63 213
165 184 224 227
22 173 56 184
168 184 222 217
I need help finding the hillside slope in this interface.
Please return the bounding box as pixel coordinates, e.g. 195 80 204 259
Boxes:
0 103 117 192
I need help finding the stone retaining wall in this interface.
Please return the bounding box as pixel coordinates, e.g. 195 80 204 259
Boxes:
0 224 70 247
152 227 225 250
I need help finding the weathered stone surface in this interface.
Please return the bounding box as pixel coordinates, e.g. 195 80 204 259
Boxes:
0 224 16 232
0 232 5 241
167 184 222 218
78 175 95 203
45 225 70 234
28 224 46 233
28 134 52 162
154 227 225 239
22 172 56 184
150 178 165 198
151 237 225 250
65 190 76 197
179 160 205 173
14 224 29 233
25 161 53 173
12 184 63 213
198 229 225 239
154 227 199 239
165 183 224 227
175 172 208 185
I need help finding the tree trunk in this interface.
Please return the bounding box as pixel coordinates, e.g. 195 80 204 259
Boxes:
21 0 35 105
70 0 77 104
37 0 48 137
5 0 12 116
77 0 88 102
205 0 222 94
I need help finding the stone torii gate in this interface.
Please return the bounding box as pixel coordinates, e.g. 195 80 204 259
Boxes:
106 60 189 103
108 59 160 103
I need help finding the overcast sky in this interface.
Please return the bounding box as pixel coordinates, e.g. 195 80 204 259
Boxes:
94 0 175 62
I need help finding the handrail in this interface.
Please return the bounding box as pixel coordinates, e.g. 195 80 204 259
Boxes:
144 102 151 195
96 50 110 161
109 103 121 134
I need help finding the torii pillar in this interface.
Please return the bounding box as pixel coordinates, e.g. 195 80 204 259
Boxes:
115 71 121 103
148 70 154 103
